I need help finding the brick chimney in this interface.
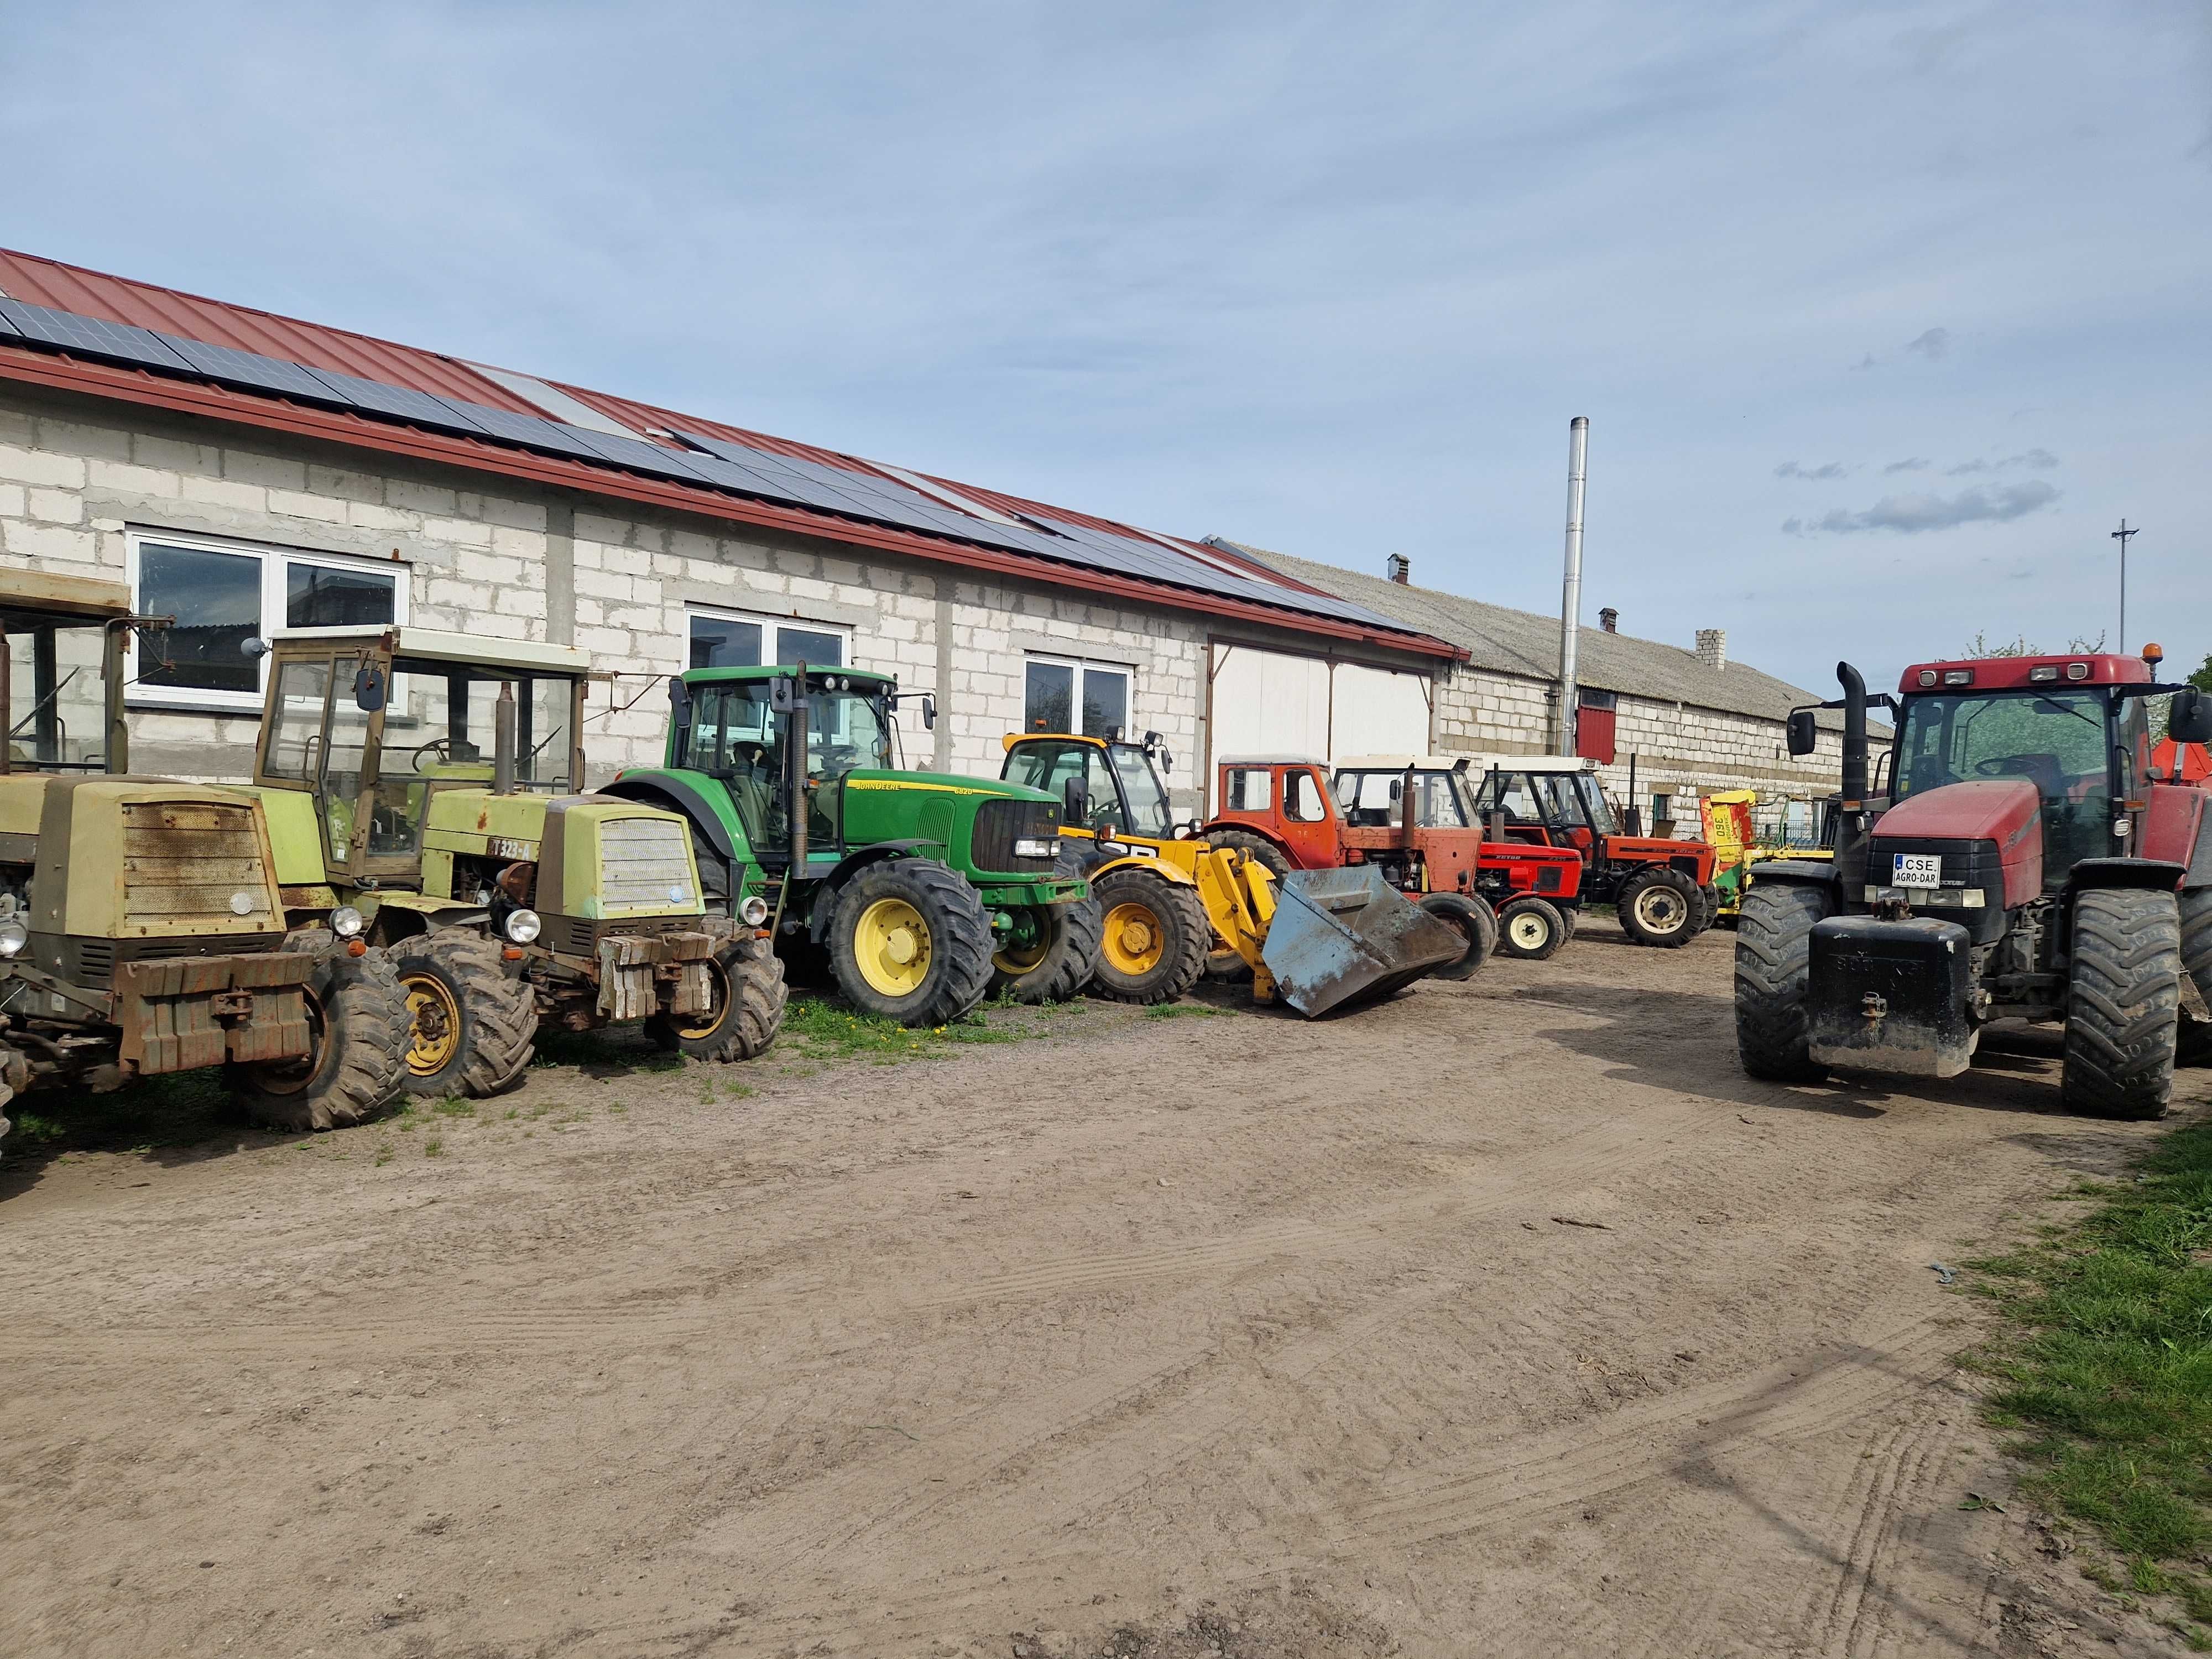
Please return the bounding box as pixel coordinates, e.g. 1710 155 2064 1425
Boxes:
1599 607 1618 633
1385 554 1411 584
1695 628 1726 673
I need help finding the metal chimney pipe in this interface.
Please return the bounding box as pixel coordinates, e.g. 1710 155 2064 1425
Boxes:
492 680 518 796
1557 416 1589 753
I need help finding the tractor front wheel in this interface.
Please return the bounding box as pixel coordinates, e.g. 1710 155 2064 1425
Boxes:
230 930 410 1131
648 933 788 1062
390 928 538 1099
1091 868 1209 1004
1618 868 1700 948
2062 887 2180 1121
1734 883 1832 1082
1497 895 1566 961
988 887 1103 1004
1418 891 1498 979
830 859 995 1026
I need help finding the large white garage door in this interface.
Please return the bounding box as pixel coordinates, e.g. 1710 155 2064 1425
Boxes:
1207 645 1431 808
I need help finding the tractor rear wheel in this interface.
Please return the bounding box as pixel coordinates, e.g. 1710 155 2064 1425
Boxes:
648 933 788 1062
2062 887 2180 1121
390 928 539 1099
1418 891 1498 979
1734 882 1832 1082
2177 886 2212 1067
231 930 410 1131
1091 867 1209 1004
830 858 995 1026
1497 895 1566 961
1618 867 1700 948
1205 828 1292 880
1692 884 1720 935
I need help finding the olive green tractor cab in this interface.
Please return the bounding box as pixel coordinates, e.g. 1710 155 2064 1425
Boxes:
0 571 409 1147
249 628 785 1097
606 663 1099 1026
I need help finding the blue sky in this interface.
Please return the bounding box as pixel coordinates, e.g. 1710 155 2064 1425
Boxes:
4 1 2207 693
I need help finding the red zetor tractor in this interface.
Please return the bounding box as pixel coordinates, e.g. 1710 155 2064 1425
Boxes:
1736 654 2212 1119
1469 756 1720 947
1203 754 1585 967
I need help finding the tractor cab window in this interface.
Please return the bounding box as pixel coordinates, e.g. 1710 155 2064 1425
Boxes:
679 679 891 851
1536 774 1589 830
1338 771 1457 828
1282 767 1329 824
1225 767 1272 813
1573 776 1619 834
3 613 113 771
1894 688 2115 879
1107 746 1175 838
1473 770 1541 825
1005 740 1123 833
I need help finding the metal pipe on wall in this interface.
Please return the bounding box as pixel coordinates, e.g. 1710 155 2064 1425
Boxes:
1557 416 1589 754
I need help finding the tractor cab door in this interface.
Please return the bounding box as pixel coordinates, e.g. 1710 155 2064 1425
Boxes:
1004 738 1124 836
1535 774 1599 857
1472 769 1553 848
1272 765 1342 867
257 644 392 885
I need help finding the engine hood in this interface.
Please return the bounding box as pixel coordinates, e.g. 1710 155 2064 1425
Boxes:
1874 779 2040 847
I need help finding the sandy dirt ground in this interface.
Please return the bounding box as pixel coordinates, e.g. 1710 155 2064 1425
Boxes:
4 920 2205 1658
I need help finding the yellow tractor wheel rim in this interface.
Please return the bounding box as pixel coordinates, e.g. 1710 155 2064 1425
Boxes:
403 973 463 1075
1102 901 1166 975
673 959 732 1041
854 898 932 997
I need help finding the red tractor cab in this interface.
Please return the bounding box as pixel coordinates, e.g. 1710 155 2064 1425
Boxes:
1468 756 1720 947
1203 754 1586 961
1736 651 2212 1119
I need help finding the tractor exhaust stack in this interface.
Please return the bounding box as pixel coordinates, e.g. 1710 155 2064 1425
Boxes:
1834 660 1871 885
1557 417 1589 754
492 681 518 795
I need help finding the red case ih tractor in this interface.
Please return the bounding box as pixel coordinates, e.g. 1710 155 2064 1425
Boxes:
1735 654 2212 1119
1468 756 1720 947
1203 755 1586 963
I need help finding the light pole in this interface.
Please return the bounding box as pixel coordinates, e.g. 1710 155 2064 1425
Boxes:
2111 519 2138 651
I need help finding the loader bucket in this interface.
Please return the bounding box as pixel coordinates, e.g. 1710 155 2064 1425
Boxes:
1260 865 1467 1018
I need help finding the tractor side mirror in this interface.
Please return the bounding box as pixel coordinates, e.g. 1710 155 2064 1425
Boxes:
352 663 387 713
241 636 272 661
769 674 797 714
1785 709 1818 757
1062 776 1089 825
666 676 690 722
2170 688 2212 745
921 695 936 731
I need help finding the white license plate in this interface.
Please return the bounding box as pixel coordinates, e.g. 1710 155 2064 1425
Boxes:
1891 853 1943 889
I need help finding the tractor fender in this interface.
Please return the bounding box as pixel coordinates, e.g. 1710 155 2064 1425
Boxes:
601 775 738 868
1089 853 1196 888
805 841 934 942
364 891 488 945
1746 858 1843 893
2065 857 2188 894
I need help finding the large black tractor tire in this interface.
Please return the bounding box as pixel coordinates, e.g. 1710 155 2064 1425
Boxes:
1557 903 1580 942
1618 867 1701 948
1090 867 1209 1004
648 933 788 1062
389 927 539 1099
1692 884 1720 936
1204 828 1292 881
829 858 996 1027
989 885 1104 1004
231 930 411 1131
1496 895 1567 961
2062 887 2182 1121
2177 886 2212 1068
1418 891 1498 980
1734 883 1833 1083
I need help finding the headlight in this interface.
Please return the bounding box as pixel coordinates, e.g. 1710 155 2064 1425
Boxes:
739 896 770 926
229 890 261 916
0 919 25 957
504 908 542 944
328 905 366 938
1014 837 1060 860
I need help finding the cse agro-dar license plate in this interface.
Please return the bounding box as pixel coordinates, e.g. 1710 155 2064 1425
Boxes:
1891 853 1943 889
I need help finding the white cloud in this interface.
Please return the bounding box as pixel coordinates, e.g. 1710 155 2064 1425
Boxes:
1785 481 2061 536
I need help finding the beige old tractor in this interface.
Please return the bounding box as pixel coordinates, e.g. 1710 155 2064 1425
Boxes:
0 571 409 1147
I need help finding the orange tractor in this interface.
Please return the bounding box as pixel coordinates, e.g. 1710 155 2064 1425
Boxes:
1203 754 1587 963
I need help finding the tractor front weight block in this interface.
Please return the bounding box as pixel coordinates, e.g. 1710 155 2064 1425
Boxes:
1806 915 1976 1078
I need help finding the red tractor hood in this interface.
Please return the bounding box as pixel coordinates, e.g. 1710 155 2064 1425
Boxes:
1872 779 2043 906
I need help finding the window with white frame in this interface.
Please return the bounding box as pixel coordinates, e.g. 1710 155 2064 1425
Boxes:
1023 655 1128 738
126 529 406 709
688 607 849 671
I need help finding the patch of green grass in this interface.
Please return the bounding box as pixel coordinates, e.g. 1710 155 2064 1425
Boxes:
781 994 1039 1066
1144 1003 1226 1020
422 1137 444 1157
431 1094 474 1117
1966 1118 2212 1627
724 1082 755 1101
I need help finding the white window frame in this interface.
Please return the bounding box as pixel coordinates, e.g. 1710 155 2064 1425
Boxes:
686 605 853 671
1022 653 1131 739
124 528 409 713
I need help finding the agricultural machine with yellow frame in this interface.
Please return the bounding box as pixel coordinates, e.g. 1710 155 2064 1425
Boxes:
0 571 410 1145
247 627 785 1097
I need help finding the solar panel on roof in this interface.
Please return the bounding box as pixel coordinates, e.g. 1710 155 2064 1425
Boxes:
154 335 342 403
296 368 494 436
442 401 611 463
554 426 718 486
0 306 18 340
0 300 194 373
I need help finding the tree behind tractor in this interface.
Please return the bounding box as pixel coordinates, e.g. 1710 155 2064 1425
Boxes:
608 665 1099 1027
1736 651 2212 1119
0 572 409 1146
248 628 784 1097
1470 756 1718 947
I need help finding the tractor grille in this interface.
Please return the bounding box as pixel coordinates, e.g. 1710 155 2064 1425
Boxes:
119 801 277 928
46 931 284 989
597 817 697 910
545 913 696 958
973 799 1061 876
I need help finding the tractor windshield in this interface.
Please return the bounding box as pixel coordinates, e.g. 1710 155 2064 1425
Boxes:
1107 747 1175 837
1893 688 2117 877
2 613 111 771
678 680 893 849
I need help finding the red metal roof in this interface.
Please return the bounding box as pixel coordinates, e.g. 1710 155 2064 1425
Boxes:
0 247 1461 660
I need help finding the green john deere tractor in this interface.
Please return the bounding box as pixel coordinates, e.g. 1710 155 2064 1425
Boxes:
0 571 409 1144
246 628 786 1097
604 663 1099 1026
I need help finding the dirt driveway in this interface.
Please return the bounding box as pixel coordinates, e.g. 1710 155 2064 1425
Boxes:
3 922 2200 1658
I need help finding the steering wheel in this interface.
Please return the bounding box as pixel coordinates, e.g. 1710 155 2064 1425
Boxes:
1973 755 2027 778
413 738 455 773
